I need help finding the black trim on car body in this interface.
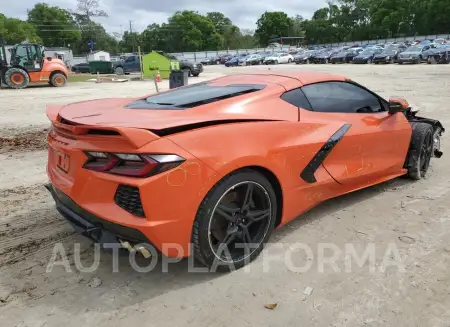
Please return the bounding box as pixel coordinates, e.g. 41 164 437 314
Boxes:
300 123 352 183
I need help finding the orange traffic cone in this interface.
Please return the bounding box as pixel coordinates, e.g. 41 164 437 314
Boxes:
155 71 162 83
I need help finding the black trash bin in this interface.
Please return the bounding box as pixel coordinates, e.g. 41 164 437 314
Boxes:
169 70 188 89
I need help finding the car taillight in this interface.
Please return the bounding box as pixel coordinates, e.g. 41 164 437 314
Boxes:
83 152 185 177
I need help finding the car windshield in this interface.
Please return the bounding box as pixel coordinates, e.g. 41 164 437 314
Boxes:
406 46 422 52
337 51 346 56
360 50 374 55
382 49 397 55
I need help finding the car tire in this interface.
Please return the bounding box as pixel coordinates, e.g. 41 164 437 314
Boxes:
306 59 310 64
184 68 192 77
367 59 372 64
406 123 434 180
50 73 67 87
5 68 29 89
275 60 278 64
115 66 124 75
192 73 199 77
288 59 292 63
191 169 277 271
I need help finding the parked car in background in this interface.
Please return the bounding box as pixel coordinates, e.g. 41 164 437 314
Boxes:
257 52 272 61
225 56 240 67
313 49 341 64
244 54 264 65
219 54 234 64
373 48 401 64
352 48 383 64
263 52 294 64
200 57 219 65
71 62 90 73
343 48 363 62
434 38 447 45
421 44 441 61
238 55 250 66
330 50 348 64
397 44 432 64
294 50 315 64
428 44 450 64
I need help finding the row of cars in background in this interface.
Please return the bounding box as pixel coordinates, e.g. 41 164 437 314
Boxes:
294 39 450 65
202 52 295 67
200 38 449 68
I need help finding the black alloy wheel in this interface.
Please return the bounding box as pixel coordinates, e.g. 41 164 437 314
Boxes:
192 170 277 270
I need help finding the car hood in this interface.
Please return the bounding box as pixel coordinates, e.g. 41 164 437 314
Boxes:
264 56 278 60
57 97 285 130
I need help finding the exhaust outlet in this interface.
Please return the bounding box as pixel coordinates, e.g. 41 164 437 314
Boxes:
119 239 152 258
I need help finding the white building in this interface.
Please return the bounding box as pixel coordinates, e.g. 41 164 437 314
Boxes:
87 51 111 62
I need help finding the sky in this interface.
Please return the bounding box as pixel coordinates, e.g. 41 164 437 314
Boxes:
3 0 327 35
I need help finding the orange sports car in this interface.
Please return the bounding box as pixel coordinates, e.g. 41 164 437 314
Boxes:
45 71 444 270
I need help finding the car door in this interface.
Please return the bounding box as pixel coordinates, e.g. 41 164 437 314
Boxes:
123 56 135 72
299 81 412 186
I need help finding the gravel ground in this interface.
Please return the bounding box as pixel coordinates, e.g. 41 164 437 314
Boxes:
1 64 450 327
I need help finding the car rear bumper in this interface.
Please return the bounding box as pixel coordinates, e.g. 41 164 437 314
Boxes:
46 183 150 244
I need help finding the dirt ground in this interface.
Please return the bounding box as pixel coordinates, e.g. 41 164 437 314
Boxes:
1 64 450 327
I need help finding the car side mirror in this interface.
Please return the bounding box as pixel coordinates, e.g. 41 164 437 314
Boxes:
388 97 409 114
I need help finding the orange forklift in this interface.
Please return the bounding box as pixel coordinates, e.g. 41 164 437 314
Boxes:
0 39 69 89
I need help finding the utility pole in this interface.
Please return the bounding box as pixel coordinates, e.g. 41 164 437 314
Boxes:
129 20 135 53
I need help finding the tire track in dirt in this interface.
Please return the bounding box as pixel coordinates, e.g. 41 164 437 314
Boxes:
0 129 48 154
0 184 74 267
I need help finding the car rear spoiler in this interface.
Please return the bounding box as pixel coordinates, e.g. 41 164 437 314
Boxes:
46 105 160 148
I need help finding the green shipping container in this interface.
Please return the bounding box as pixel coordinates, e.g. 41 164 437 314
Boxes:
89 61 113 74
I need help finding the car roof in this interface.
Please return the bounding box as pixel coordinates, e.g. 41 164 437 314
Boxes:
209 71 347 87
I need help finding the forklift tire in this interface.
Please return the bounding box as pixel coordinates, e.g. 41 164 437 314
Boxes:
5 68 29 89
50 73 67 87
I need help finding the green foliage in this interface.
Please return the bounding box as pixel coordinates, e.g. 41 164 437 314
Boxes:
302 0 450 44
0 13 41 44
255 12 294 45
2 0 450 53
27 3 80 47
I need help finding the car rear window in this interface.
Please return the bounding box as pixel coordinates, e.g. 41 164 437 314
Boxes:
126 83 266 110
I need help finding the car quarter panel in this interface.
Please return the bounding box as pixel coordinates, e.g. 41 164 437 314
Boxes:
168 120 346 227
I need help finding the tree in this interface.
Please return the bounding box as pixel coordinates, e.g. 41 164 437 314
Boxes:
119 31 140 53
0 14 41 44
206 12 232 34
27 3 80 47
73 21 118 54
162 11 223 52
255 12 294 45
74 0 107 22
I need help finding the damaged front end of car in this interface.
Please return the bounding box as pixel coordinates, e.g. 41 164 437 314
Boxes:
405 107 445 158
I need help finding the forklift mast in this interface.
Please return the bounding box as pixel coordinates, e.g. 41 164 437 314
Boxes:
0 38 7 68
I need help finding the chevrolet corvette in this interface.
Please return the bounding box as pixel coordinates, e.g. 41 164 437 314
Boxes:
45 71 444 270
